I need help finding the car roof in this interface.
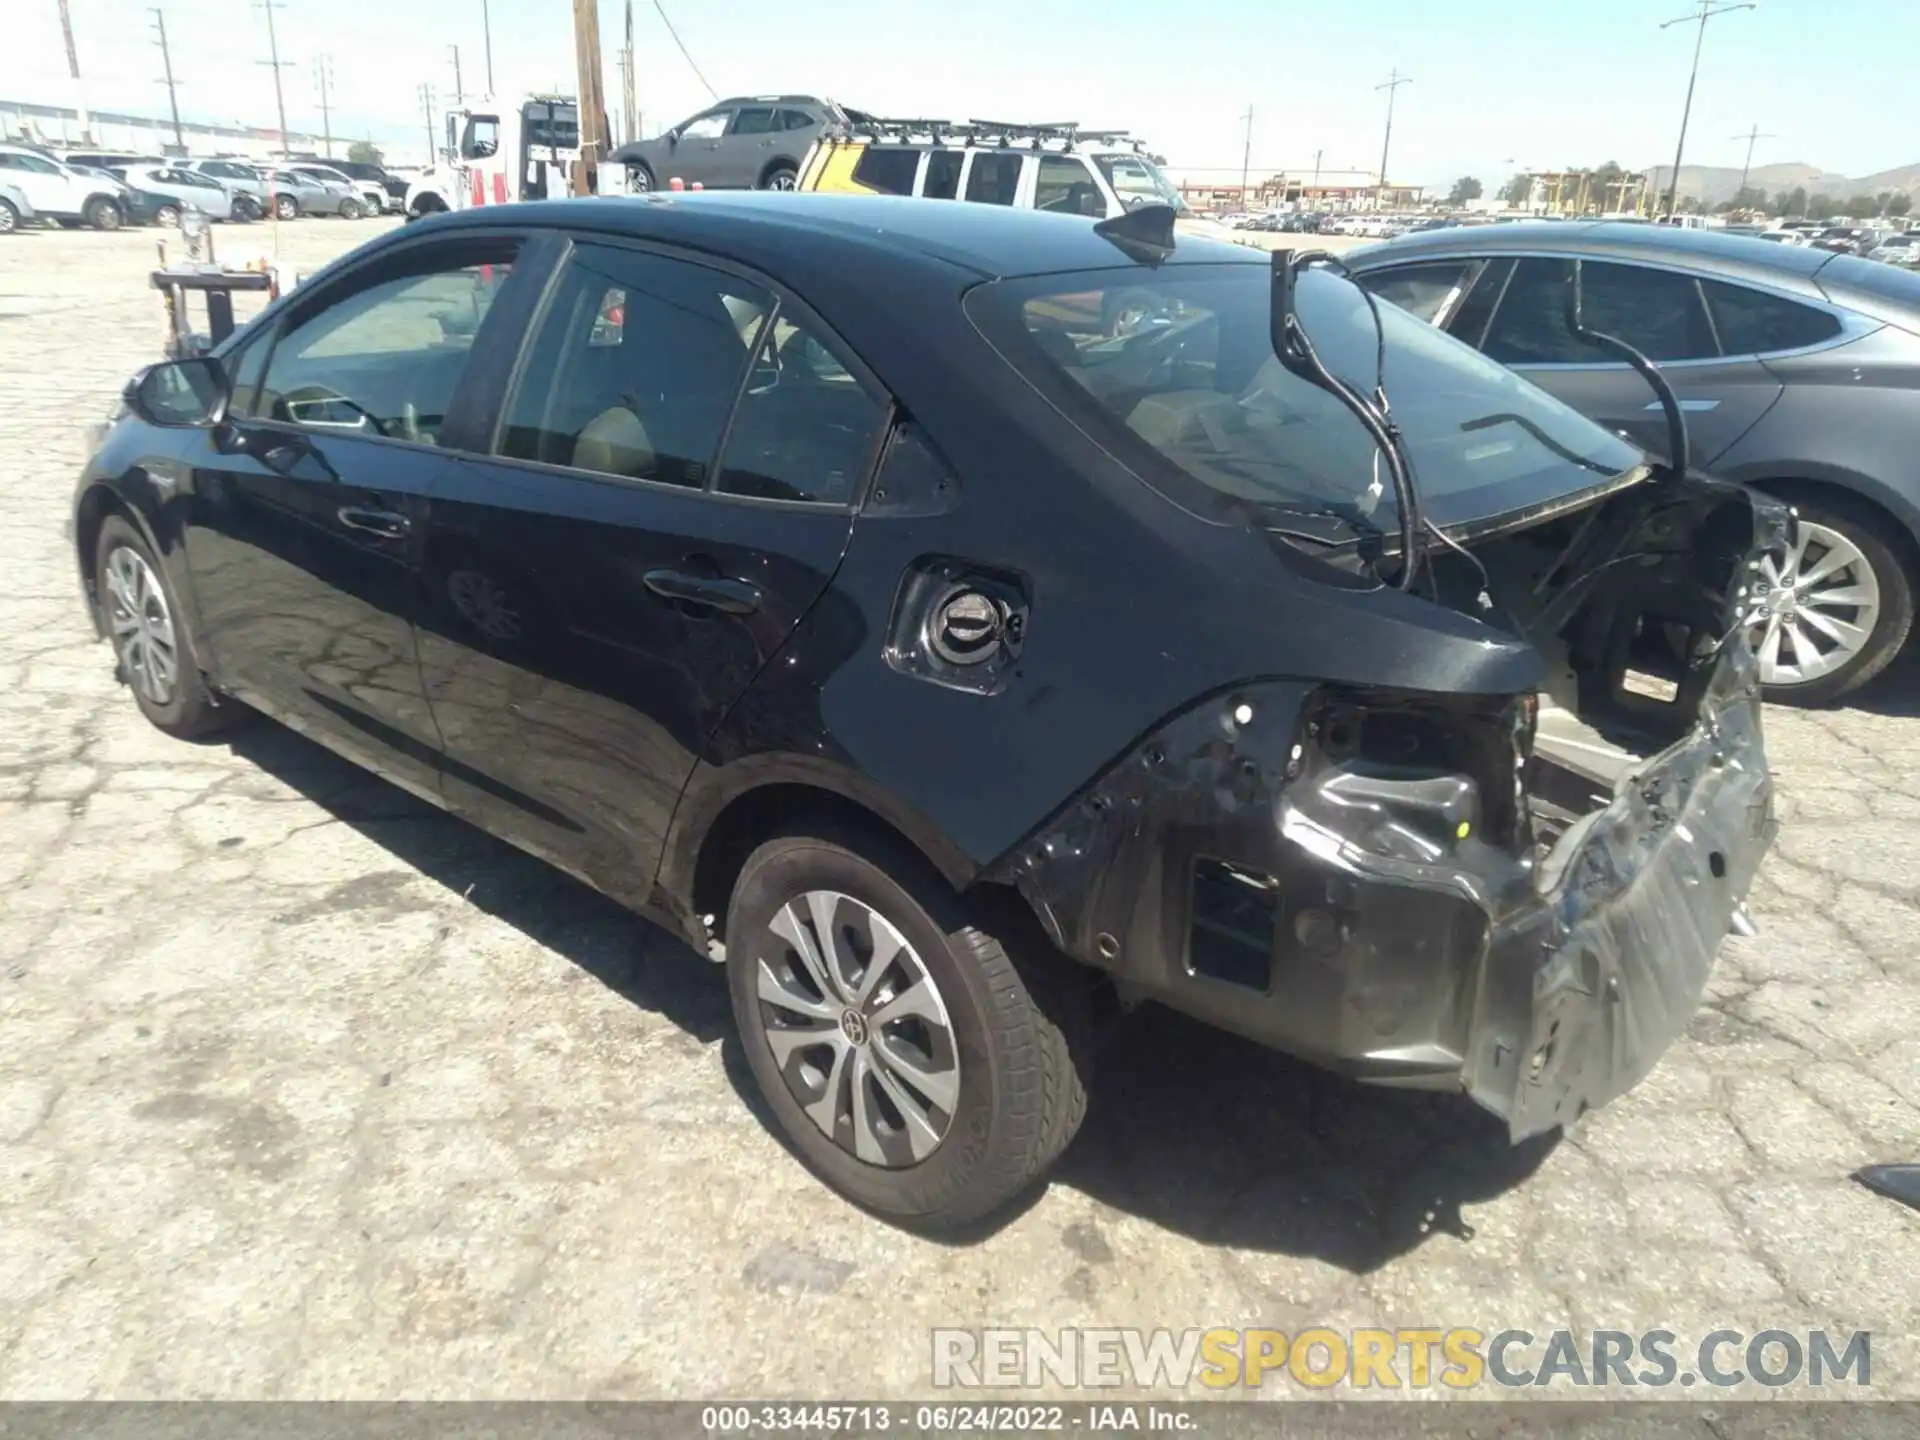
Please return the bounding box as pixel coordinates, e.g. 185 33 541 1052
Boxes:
1350 219 1843 291
431 191 1258 282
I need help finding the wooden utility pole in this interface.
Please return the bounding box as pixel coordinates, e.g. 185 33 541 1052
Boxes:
57 0 93 142
449 44 463 107
619 0 638 147
1375 68 1410 209
151 10 185 152
256 0 293 154
314 55 334 157
419 82 436 164
570 0 609 195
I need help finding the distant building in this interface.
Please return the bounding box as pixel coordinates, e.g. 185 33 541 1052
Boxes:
1170 171 1424 213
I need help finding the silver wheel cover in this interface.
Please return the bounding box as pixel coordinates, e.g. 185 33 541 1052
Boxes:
104 545 179 707
1747 519 1881 687
754 890 961 1168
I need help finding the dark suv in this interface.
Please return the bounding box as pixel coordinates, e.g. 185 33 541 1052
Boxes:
610 94 831 192
75 195 1776 1226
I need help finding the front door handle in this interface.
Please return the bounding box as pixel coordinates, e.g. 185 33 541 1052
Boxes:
337 506 411 538
643 568 762 615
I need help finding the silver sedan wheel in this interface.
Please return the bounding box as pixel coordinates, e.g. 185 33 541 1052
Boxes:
1749 519 1882 687
104 545 179 706
755 890 961 1168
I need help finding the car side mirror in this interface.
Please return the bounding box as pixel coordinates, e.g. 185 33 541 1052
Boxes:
125 357 228 428
666 127 681 146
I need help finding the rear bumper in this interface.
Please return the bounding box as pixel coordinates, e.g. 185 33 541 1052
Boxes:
1002 652 1774 1141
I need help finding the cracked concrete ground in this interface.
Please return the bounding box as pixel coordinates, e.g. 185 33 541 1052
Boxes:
2 220 1918 1402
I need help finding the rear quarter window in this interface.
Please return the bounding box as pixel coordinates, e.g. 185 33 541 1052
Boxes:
1700 281 1841 354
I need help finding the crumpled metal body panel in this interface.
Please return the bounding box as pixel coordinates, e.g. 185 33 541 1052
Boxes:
999 488 1785 1140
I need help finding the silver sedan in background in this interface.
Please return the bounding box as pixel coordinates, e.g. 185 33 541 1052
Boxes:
114 164 239 222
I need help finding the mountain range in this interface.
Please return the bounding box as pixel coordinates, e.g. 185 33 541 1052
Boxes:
1643 160 1920 206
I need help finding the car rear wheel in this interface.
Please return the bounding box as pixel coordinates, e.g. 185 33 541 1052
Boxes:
153 203 181 228
0 200 17 235
760 161 798 191
1750 492 1914 703
727 831 1090 1228
94 516 240 739
84 197 122 231
274 194 298 221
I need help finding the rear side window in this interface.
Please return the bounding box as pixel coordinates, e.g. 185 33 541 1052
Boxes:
715 312 885 505
777 108 815 131
1701 281 1841 354
922 150 963 200
964 152 1021 206
1361 261 1478 324
1481 258 1717 364
732 107 776 136
1034 156 1104 216
851 147 919 196
498 243 766 487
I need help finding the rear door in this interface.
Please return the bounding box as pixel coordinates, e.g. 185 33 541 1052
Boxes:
413 237 886 900
720 105 780 188
182 231 533 798
1460 256 1785 466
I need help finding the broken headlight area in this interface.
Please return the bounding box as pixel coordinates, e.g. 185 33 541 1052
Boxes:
999 478 1782 1138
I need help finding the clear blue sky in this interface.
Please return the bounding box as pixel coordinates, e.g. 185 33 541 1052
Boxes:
13 0 1917 183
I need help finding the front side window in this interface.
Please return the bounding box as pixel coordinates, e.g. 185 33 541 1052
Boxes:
680 111 730 141
851 147 919 197
731 107 776 136
964 152 1021 206
1034 156 1104 217
1091 153 1191 214
462 117 500 159
251 244 517 444
1360 261 1478 324
715 312 885 504
1701 280 1842 354
966 263 1641 544
498 243 767 487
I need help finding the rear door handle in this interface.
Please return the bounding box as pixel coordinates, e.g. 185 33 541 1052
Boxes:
337 506 411 538
643 568 762 615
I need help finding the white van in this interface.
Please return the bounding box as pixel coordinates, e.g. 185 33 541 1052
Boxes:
0 144 129 229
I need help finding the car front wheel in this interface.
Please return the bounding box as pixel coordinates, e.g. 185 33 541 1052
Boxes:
1751 492 1915 702
337 197 362 220
94 516 241 739
626 163 655 193
274 194 298 220
727 831 1090 1228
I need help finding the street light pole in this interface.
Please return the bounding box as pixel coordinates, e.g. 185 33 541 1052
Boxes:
480 0 495 97
1659 1 1757 219
1375 68 1410 209
1239 105 1252 204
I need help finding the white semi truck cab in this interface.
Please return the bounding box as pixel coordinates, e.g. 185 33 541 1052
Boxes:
405 94 607 217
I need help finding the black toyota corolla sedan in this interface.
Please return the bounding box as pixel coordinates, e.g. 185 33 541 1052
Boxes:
74 194 1778 1225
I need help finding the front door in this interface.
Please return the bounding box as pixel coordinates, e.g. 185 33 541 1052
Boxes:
667 108 732 187
1466 257 1785 468
413 238 885 902
181 233 530 797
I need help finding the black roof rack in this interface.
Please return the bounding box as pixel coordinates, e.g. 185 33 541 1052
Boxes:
820 108 1147 153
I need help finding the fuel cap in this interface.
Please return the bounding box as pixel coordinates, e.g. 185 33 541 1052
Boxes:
929 588 1003 665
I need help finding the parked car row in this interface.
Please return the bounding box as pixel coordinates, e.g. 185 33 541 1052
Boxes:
0 142 408 233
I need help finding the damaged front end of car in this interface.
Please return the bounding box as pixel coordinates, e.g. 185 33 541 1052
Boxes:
992 250 1786 1141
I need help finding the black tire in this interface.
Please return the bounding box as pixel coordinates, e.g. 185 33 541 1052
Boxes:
759 160 798 192
726 830 1090 1228
84 197 123 231
626 162 655 194
274 193 299 221
94 516 240 740
338 197 362 220
153 203 181 228
0 199 17 235
1756 490 1915 704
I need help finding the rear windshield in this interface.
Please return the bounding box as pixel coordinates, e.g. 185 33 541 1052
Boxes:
965 262 1643 539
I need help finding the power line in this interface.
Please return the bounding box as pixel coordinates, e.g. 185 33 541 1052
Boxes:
652 0 716 101
1658 1 1756 218
151 8 183 152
